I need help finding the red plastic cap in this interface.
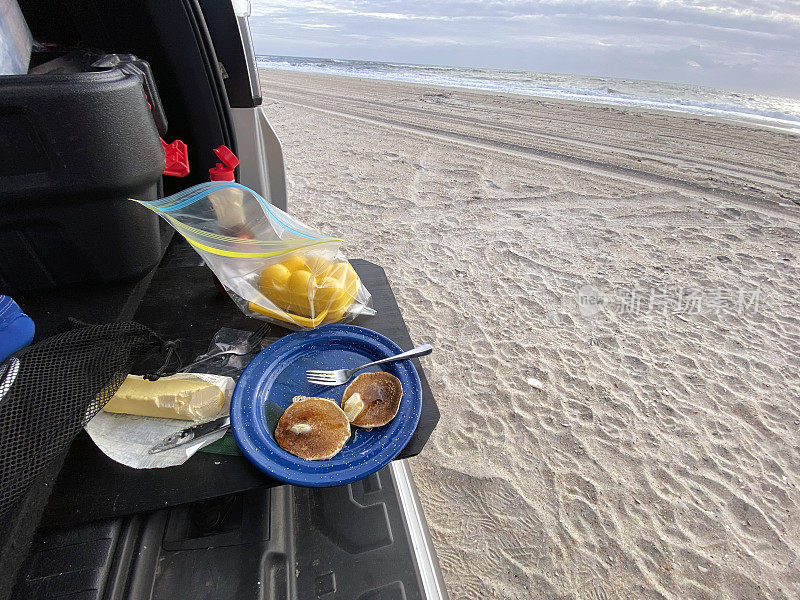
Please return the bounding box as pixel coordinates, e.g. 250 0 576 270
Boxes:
208 163 234 181
213 145 239 168
161 139 190 177
209 145 239 181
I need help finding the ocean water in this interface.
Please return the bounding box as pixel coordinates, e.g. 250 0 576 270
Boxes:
257 55 800 134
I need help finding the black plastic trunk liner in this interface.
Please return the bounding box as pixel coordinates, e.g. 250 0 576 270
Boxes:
12 466 426 600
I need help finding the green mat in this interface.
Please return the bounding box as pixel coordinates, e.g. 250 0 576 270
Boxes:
199 431 242 456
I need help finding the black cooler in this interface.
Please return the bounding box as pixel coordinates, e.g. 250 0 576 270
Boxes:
0 52 167 293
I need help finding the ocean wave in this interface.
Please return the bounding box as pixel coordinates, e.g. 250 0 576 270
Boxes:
256 55 800 133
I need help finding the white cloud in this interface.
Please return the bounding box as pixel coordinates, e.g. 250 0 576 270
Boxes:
248 0 800 96
251 0 800 26
297 23 338 29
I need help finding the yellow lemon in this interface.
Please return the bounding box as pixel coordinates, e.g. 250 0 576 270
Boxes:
303 254 331 276
323 262 348 284
341 263 359 296
289 300 313 317
287 269 313 296
323 305 348 324
259 263 291 291
281 254 308 273
313 276 343 307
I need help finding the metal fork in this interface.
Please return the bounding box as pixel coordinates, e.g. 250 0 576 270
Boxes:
306 343 433 386
181 323 271 372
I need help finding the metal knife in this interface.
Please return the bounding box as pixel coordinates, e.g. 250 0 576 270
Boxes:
149 415 231 454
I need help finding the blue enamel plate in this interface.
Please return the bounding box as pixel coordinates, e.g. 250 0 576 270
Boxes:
230 324 422 487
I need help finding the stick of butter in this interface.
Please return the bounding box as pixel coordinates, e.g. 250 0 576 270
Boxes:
103 375 225 421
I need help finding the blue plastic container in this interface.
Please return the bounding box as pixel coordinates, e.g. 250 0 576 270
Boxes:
0 296 35 362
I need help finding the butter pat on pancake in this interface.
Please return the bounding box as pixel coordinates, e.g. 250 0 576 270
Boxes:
342 372 403 428
275 396 351 460
342 393 364 422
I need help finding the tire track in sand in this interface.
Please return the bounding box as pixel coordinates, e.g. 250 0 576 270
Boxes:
263 91 800 224
264 81 798 189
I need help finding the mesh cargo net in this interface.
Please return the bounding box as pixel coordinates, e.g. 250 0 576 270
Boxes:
0 321 170 519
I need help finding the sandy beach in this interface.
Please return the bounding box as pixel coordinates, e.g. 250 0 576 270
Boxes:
259 69 800 600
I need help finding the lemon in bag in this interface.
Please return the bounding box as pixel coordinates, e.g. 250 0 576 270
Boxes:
254 254 360 325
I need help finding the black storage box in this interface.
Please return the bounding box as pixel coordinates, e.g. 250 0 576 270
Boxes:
0 54 167 293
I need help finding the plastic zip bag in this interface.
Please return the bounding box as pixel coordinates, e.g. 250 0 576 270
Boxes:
135 182 375 328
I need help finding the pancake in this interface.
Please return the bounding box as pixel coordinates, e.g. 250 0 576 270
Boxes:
274 396 351 460
342 372 403 428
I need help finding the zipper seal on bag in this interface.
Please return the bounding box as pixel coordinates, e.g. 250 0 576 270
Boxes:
139 182 319 240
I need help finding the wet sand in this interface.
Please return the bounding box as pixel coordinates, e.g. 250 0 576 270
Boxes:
259 69 800 600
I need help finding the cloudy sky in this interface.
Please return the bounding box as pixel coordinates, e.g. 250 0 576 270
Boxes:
248 1 800 97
